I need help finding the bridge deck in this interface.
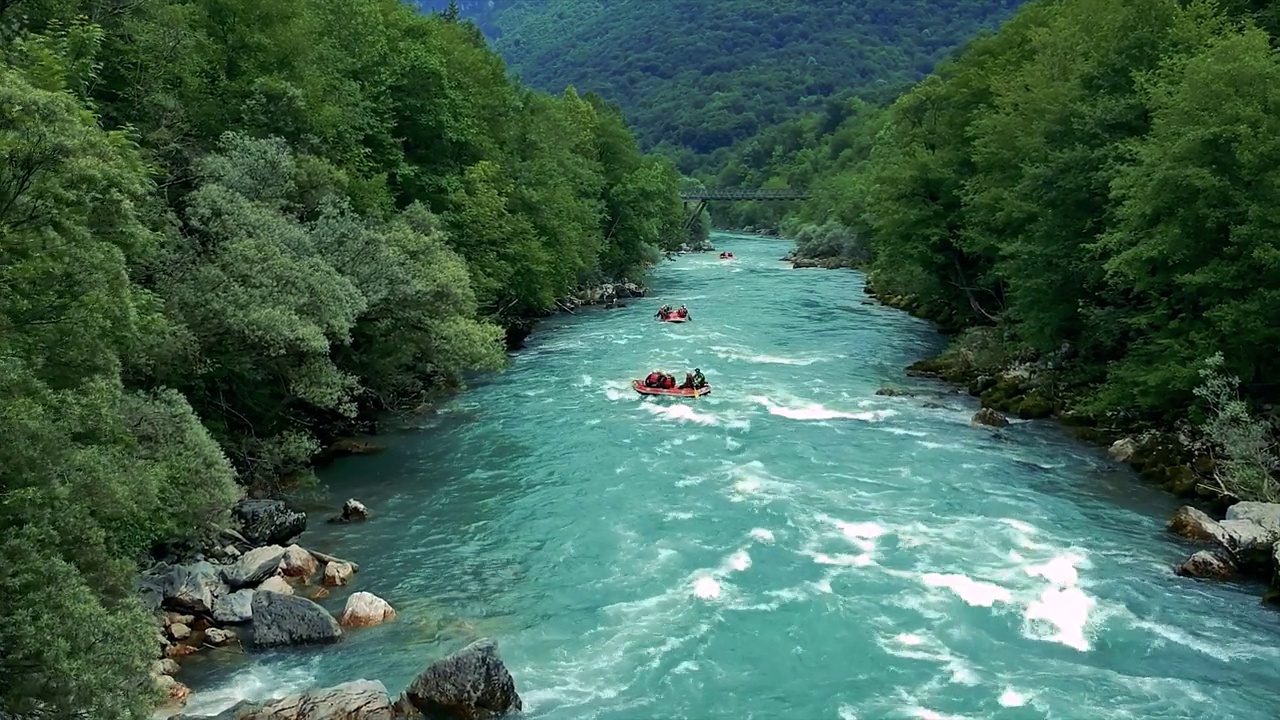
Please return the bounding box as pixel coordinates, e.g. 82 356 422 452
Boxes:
680 189 811 201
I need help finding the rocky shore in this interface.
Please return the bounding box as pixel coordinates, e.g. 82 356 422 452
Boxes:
778 250 862 270
144 493 524 719
171 638 521 720
854 279 1280 604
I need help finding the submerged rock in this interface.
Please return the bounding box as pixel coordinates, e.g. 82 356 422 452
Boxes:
172 680 395 720
323 561 355 587
971 407 1009 428
1176 550 1238 580
329 498 371 524
234 499 307 547
403 638 521 720
245 591 342 649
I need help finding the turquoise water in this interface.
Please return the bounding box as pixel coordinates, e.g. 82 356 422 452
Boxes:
181 233 1280 719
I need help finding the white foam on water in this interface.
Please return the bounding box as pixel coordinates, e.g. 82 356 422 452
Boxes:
837 705 859 720
878 426 930 437
727 549 752 572
921 573 1013 607
641 402 720 426
751 395 895 422
1023 584 1095 651
998 688 1031 707
693 575 722 599
180 664 317 717
708 344 836 366
749 527 775 544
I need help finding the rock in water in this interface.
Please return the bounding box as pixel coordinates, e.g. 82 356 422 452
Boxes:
246 590 342 648
339 592 397 628
1167 505 1231 546
323 561 355 587
233 499 307 546
971 407 1009 428
221 545 288 589
279 544 319 579
171 680 395 720
403 639 522 719
1176 550 1238 580
1108 437 1137 463
343 498 370 522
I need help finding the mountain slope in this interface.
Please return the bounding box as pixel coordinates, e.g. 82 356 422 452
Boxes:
415 0 1026 166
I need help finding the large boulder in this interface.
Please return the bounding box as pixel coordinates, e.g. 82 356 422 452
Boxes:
171 680 395 720
339 592 397 628
233 499 307 547
143 561 228 614
1219 519 1278 570
402 639 521 720
1108 437 1137 463
222 545 288 589
1167 506 1232 546
212 589 255 624
1224 501 1280 534
246 590 342 649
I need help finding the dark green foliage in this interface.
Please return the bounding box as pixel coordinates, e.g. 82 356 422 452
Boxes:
1 0 680 714
418 0 1026 165
818 0 1280 431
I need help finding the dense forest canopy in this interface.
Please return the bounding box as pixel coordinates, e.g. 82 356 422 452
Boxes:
769 0 1280 499
0 0 684 715
416 0 1027 173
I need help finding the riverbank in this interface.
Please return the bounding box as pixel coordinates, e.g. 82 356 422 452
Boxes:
853 274 1280 604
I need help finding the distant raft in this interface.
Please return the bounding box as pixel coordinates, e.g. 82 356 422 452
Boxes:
632 380 711 397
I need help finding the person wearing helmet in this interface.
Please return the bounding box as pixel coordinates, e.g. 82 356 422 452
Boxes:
692 368 706 389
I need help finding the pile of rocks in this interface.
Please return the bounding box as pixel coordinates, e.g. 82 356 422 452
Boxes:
171 639 521 720
1167 500 1280 599
560 280 646 312
144 498 393 711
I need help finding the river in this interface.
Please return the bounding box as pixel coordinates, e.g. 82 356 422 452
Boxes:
181 232 1280 719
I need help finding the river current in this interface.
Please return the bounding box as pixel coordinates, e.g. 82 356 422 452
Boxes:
181 233 1280 719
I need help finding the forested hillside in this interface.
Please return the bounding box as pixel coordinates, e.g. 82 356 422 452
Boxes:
416 0 1026 170
0 0 682 714
779 0 1280 500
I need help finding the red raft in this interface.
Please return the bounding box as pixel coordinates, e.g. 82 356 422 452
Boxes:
663 314 690 323
632 380 711 397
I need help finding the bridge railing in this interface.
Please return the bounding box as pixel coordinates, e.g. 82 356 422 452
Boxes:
679 188 811 201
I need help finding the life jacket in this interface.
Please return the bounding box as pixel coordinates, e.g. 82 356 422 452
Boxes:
676 308 687 317
645 372 661 387
662 375 675 389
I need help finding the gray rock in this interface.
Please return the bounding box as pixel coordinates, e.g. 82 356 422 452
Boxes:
246 590 342 649
233 499 307 547
205 627 237 646
171 680 394 720
403 638 521 720
1108 437 1137 463
144 561 228 614
222 545 288 589
1225 501 1280 535
1220 519 1279 570
212 589 255 624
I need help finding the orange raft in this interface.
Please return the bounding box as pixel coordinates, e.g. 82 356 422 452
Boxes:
632 380 711 397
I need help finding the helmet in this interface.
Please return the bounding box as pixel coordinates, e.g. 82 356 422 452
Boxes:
694 368 700 372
